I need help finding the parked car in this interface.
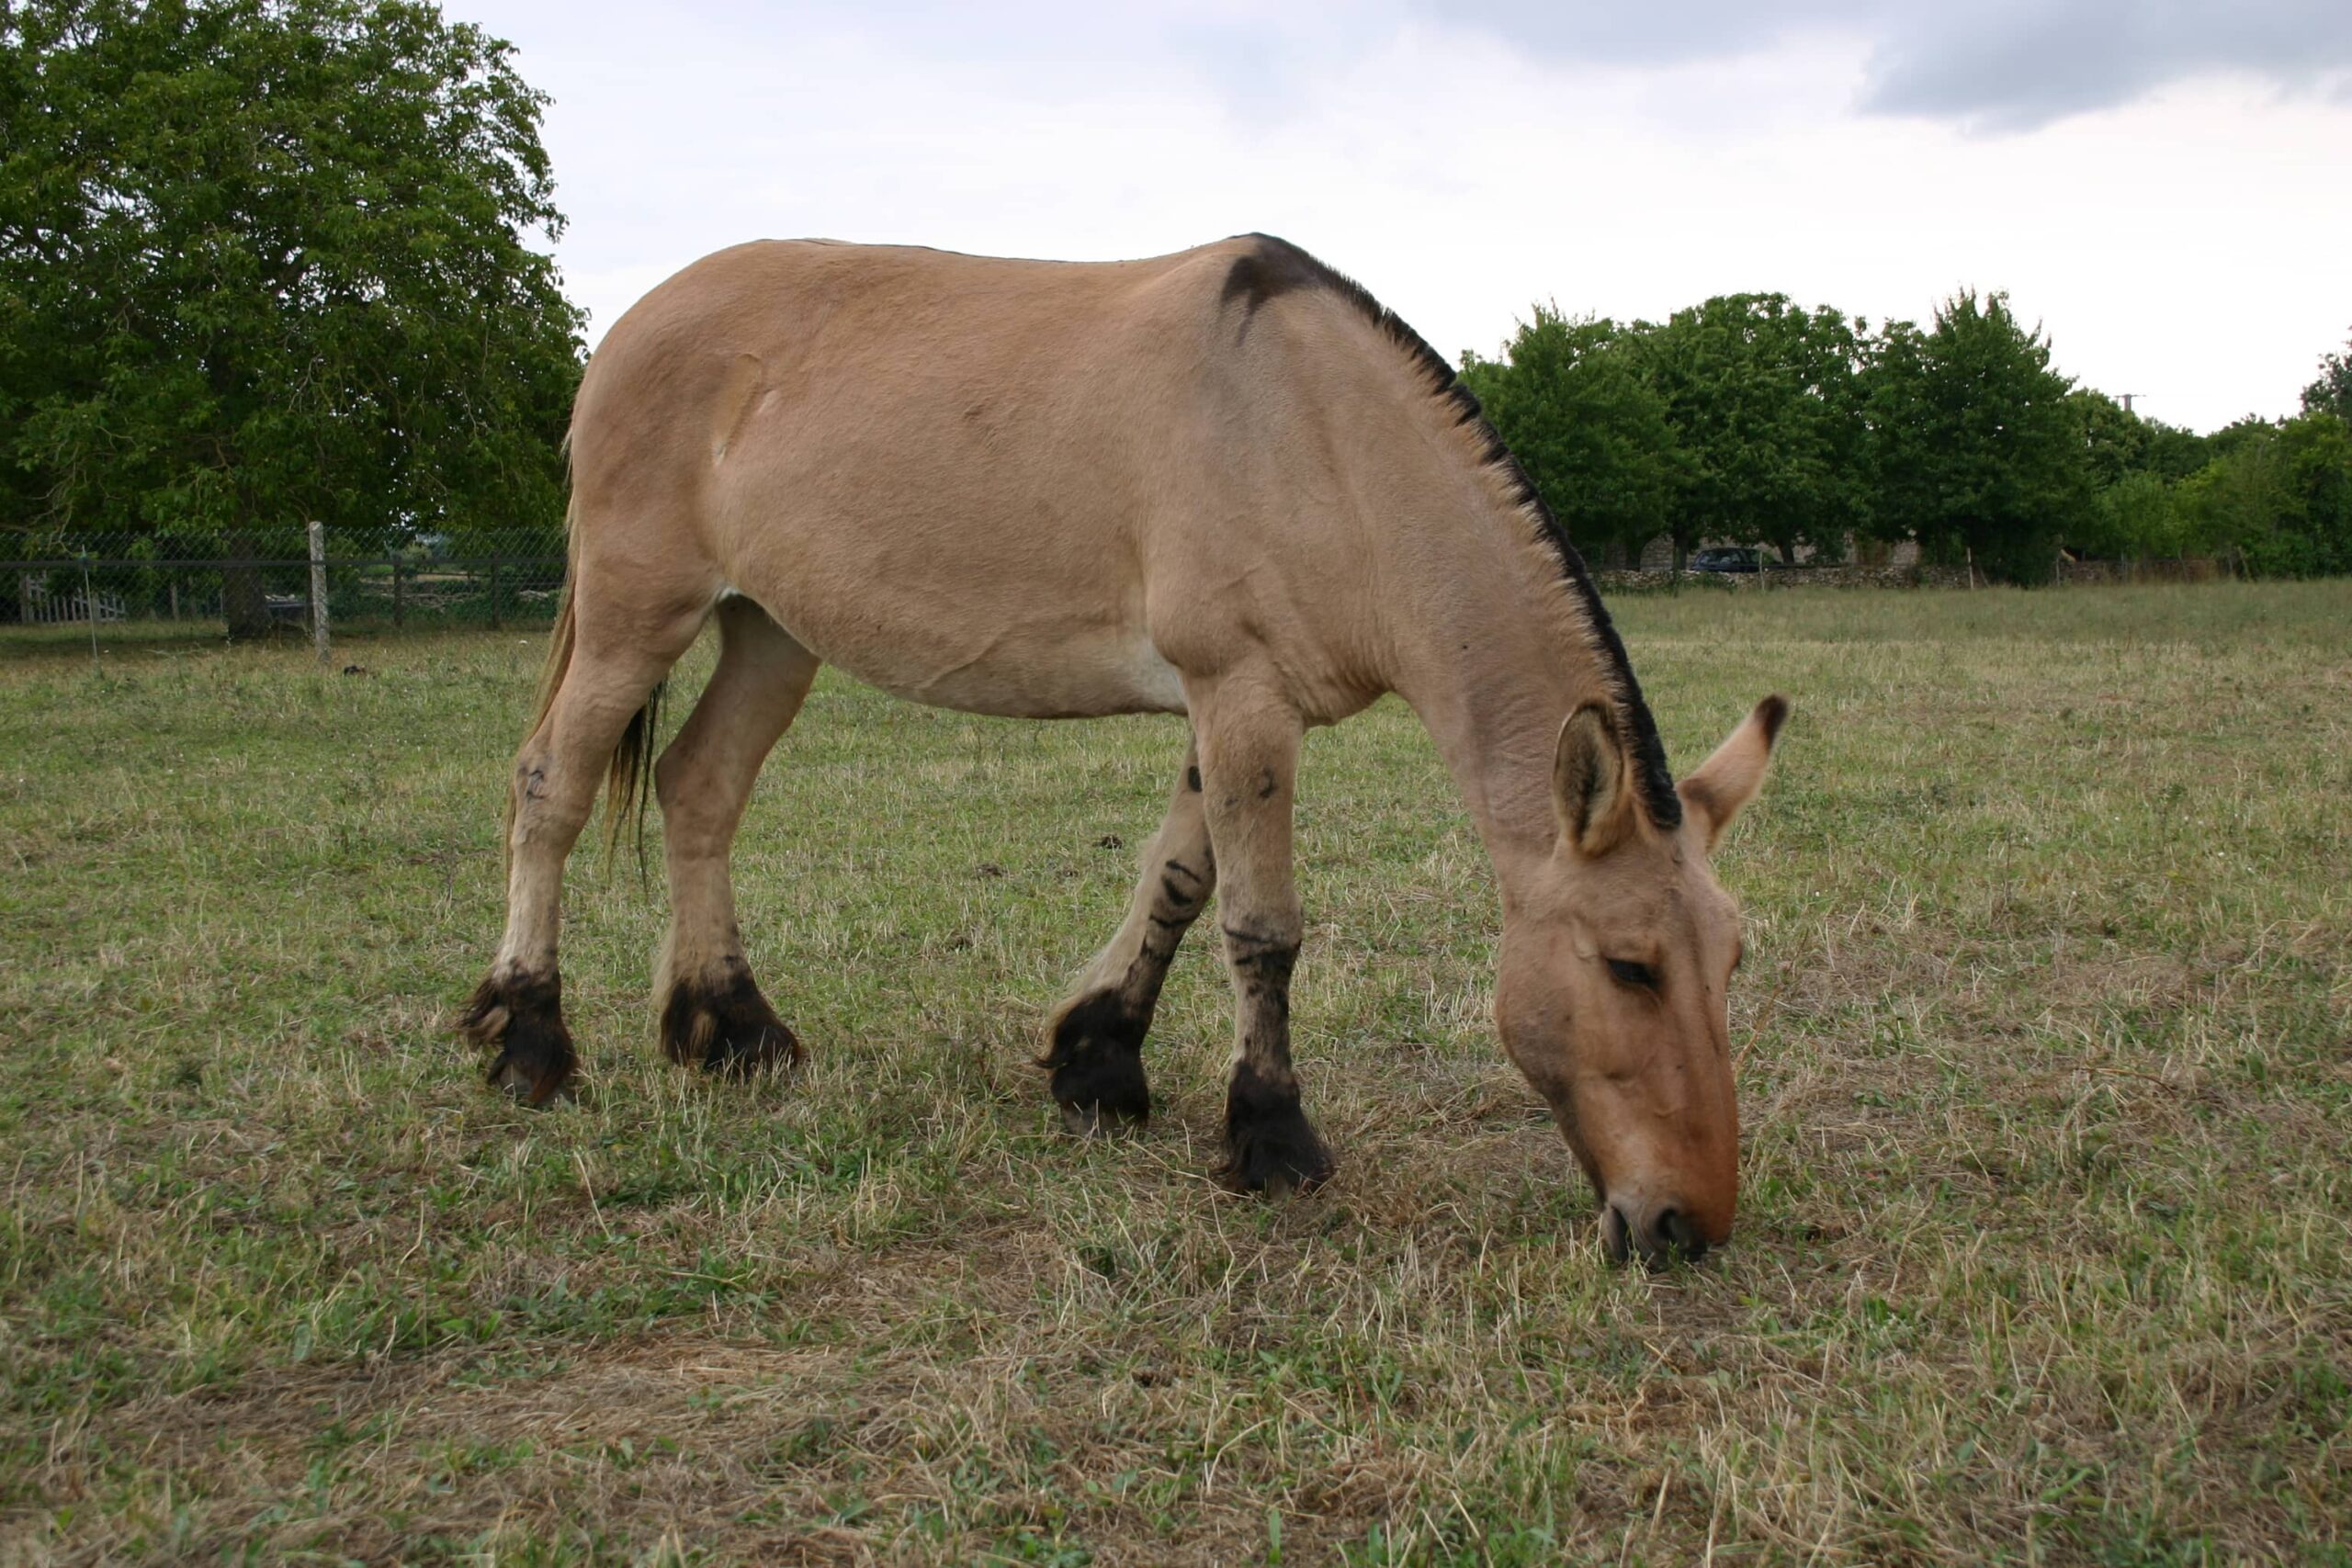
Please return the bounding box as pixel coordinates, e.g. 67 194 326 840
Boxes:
1690 547 1762 573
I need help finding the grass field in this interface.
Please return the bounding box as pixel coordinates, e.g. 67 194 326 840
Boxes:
3 581 2347 1565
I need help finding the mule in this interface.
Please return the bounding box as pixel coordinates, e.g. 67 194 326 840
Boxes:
459 233 1785 1265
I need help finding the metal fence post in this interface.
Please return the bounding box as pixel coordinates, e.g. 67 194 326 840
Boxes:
488 558 502 629
390 552 404 626
309 519 330 664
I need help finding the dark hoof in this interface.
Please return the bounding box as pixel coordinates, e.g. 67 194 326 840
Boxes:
661 961 801 1077
1040 991 1150 1134
490 1052 579 1106
458 971 577 1108
1216 1064 1332 1196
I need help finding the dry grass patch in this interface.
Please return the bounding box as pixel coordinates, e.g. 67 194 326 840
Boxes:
2 582 2347 1564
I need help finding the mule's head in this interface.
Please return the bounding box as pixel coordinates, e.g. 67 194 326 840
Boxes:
1494 694 1787 1267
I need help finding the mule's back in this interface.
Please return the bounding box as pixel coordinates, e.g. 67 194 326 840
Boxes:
565 237 1397 719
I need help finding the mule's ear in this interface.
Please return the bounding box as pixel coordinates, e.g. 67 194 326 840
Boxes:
1678 694 1789 854
1554 703 1636 857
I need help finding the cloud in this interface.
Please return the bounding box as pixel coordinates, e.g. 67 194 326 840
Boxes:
1423 0 2352 130
1856 0 2352 130
454 0 2352 432
516 3 2352 134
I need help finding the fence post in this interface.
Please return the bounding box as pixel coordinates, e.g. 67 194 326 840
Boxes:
80 553 99 673
169 574 180 621
488 558 502 629
309 519 330 664
390 553 404 626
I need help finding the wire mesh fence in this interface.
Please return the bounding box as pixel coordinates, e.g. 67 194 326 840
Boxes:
0 526 569 655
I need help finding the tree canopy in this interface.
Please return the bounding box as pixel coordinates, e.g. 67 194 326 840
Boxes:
1860 290 2089 584
0 0 583 627
2304 328 2352 423
1459 309 1677 568
1464 291 2351 584
6 5 2346 598
1643 294 1867 570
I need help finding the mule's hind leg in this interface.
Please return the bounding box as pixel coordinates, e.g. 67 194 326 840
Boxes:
1185 671 1330 1194
1042 737 1216 1132
652 597 820 1076
463 622 694 1104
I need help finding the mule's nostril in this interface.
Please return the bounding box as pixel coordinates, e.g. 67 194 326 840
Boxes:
1601 1203 1633 1266
1652 1207 1709 1265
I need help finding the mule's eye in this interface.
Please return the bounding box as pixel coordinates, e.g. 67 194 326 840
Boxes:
1606 958 1659 991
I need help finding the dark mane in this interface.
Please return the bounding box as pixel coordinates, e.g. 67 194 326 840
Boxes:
1220 232 1681 829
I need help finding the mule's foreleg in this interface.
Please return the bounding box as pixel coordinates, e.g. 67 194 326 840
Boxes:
463 644 677 1104
1042 737 1216 1132
1187 674 1330 1194
653 599 819 1077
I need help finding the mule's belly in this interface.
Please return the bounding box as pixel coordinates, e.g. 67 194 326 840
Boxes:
837 622 1189 718
741 583 1189 720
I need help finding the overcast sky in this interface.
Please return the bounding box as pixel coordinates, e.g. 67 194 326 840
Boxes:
453 1 2352 434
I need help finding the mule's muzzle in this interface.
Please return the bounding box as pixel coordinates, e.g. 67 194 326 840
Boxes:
1601 1201 1711 1269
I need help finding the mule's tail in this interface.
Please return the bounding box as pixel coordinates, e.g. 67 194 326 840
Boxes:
504 498 665 871
603 667 663 865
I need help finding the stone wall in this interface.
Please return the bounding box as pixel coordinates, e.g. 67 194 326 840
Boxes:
2056 558 2225 586
1590 557 2230 592
1591 563 1976 592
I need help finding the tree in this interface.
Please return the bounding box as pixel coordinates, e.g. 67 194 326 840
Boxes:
2304 328 2352 423
1861 291 2090 584
2078 469 2187 563
2178 435 2291 574
2072 389 2152 489
0 0 583 635
1460 309 1679 568
2066 390 2211 563
2190 412 2352 578
1640 294 1868 570
2282 412 2352 575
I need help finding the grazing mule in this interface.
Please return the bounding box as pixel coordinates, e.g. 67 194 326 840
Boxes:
460 234 1785 1265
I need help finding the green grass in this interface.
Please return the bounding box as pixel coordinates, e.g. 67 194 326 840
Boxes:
2 581 2347 1564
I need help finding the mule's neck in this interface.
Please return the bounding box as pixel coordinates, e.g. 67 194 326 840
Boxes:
1379 485 1633 902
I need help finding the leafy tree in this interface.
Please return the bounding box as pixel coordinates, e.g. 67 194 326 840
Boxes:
0 0 582 634
1640 294 1868 570
2072 389 2152 489
2205 414 2281 459
1461 308 1679 568
2138 419 2211 483
2166 411 2352 579
2199 412 2352 578
2282 412 2352 570
1862 291 2090 584
2065 390 2212 562
2068 390 2207 492
2078 469 2187 562
2304 328 2352 423
2178 437 2293 574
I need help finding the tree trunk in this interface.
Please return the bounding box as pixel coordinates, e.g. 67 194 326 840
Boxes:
222 528 272 640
